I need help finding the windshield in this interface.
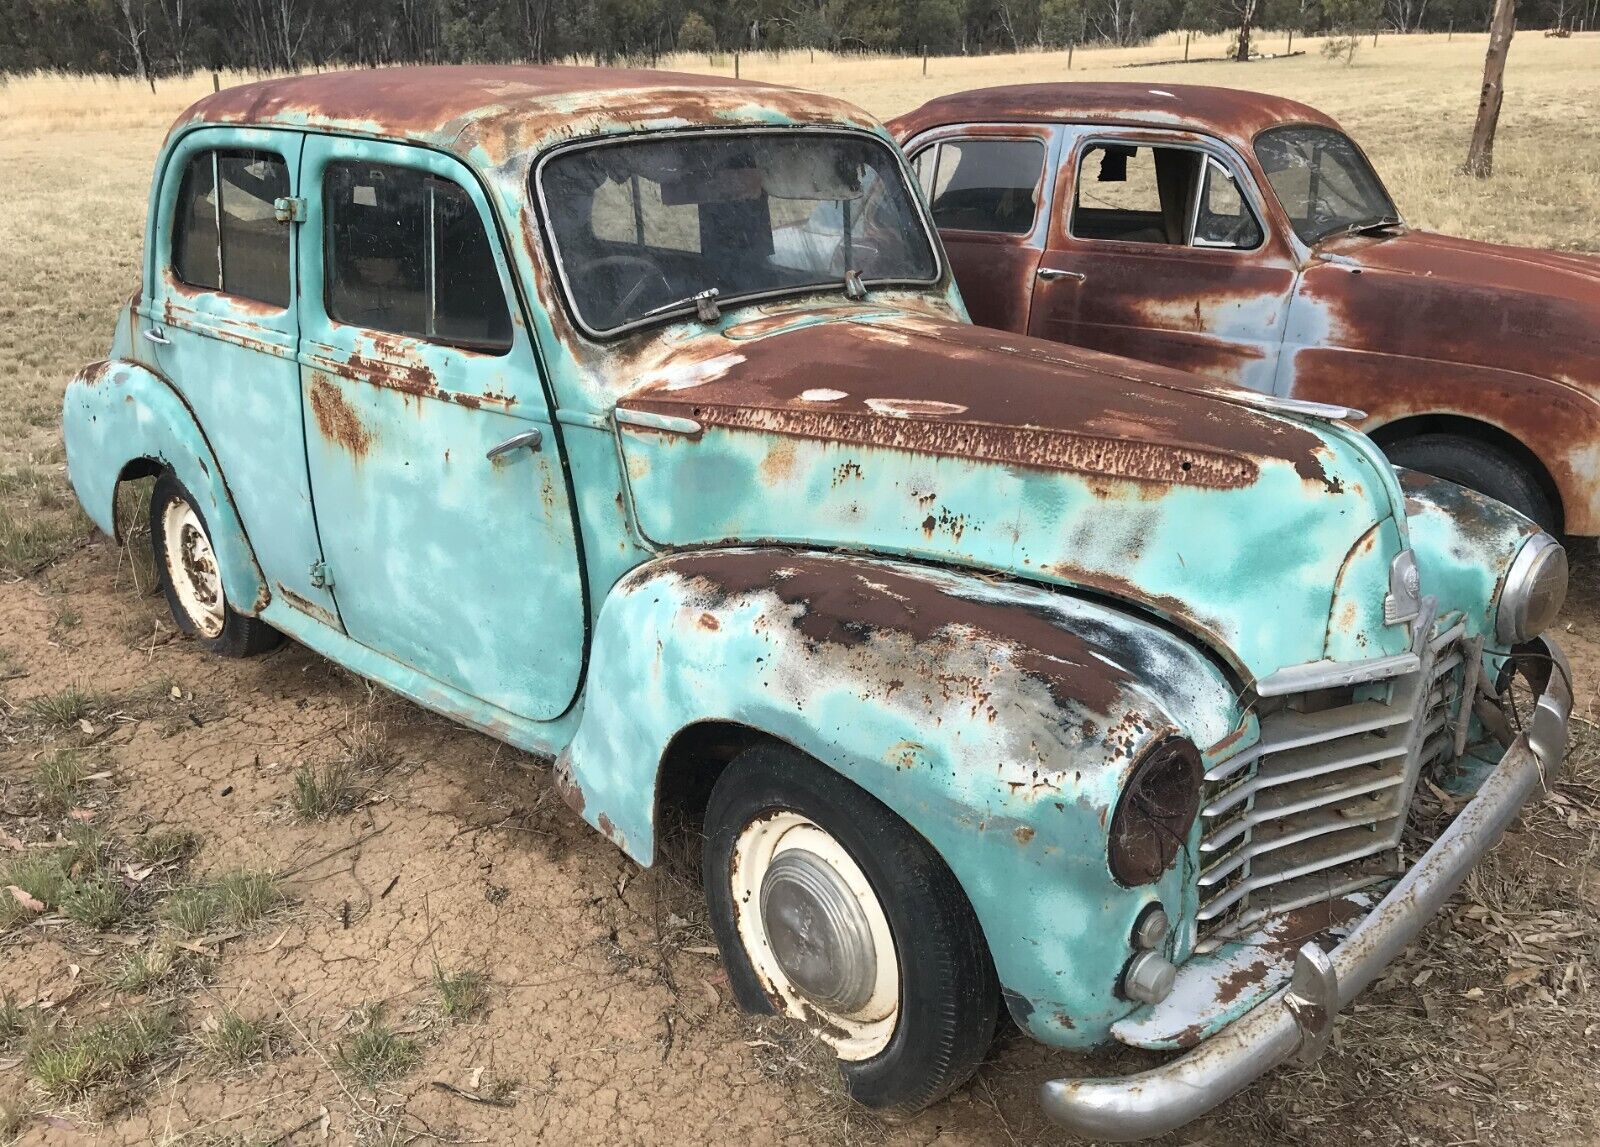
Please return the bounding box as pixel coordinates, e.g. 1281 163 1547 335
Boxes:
1254 125 1398 245
537 131 939 336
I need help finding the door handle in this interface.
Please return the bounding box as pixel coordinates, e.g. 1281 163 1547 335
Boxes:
142 327 172 345
486 429 543 460
1036 268 1087 283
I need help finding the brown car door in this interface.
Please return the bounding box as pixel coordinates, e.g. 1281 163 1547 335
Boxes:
908 126 1055 333
1027 128 1299 396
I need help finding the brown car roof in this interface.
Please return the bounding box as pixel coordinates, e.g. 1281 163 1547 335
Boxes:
172 65 884 168
887 82 1342 148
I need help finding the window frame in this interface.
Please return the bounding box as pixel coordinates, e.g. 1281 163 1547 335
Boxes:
321 159 514 356
170 147 294 307
908 135 1049 238
1067 134 1269 255
531 125 946 342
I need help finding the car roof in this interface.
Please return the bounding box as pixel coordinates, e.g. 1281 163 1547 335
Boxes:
887 82 1341 148
172 65 884 169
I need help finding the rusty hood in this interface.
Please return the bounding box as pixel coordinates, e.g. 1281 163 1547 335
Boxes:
1310 229 1600 390
613 309 1413 682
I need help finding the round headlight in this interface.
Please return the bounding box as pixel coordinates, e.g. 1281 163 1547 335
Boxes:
1497 534 1568 645
1108 737 1202 887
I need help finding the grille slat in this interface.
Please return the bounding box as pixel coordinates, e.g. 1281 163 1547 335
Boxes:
1196 616 1469 946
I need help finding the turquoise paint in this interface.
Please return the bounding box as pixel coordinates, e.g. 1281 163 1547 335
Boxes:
563 548 1243 1048
292 134 588 721
62 95 1545 1058
63 360 268 614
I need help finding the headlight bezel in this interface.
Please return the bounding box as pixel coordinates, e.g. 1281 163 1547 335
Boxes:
1108 736 1202 887
1496 533 1568 645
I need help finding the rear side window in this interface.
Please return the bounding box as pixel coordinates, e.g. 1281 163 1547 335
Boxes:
912 140 1044 235
324 162 512 353
172 150 291 307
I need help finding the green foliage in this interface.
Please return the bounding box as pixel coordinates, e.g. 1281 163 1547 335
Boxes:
202 1009 278 1068
432 963 489 1020
26 1008 177 1099
338 1009 420 1086
160 868 283 936
32 751 86 813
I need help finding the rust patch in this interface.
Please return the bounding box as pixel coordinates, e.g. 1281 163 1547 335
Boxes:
697 612 720 631
78 360 113 386
1215 959 1269 1006
308 374 372 458
664 550 1135 717
1013 826 1036 845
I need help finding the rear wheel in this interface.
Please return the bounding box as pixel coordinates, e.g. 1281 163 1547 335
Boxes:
703 742 999 1112
150 471 282 658
1385 433 1556 531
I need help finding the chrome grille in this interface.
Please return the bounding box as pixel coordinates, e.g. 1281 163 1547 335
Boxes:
1196 614 1467 947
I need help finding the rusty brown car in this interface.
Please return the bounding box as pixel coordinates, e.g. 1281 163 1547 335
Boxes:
889 82 1600 533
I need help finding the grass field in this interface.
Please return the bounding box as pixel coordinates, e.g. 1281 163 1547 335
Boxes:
1 34 1599 1144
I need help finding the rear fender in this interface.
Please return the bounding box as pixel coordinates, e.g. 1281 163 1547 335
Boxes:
560 547 1245 1047
62 359 268 614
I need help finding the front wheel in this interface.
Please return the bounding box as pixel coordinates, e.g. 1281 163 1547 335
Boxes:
150 471 282 658
703 742 999 1112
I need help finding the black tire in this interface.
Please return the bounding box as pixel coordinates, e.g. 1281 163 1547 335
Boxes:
1385 433 1557 531
703 742 999 1112
149 471 282 658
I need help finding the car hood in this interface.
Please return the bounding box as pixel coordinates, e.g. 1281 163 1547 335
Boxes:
1310 230 1600 392
613 308 1414 683
1318 228 1600 306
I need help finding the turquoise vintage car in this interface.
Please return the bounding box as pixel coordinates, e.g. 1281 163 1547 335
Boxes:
62 66 1571 1139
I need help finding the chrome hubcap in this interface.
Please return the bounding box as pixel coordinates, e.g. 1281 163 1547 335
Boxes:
760 849 877 1013
730 812 900 1061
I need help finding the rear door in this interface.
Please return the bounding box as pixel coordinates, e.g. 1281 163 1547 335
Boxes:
143 127 340 623
1028 128 1299 394
906 126 1055 333
296 135 586 721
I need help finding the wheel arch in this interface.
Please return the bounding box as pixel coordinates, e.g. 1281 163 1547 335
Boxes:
63 359 270 614
1366 413 1565 533
560 547 1245 1049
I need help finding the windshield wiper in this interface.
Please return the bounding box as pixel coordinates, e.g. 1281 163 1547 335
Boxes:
1345 216 1404 236
636 287 721 324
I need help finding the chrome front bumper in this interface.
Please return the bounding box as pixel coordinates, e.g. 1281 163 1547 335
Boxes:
1040 636 1572 1142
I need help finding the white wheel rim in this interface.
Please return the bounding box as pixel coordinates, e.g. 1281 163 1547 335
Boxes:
731 811 900 1061
162 498 226 639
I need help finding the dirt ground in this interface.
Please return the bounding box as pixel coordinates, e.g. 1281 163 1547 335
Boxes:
3 34 1600 1147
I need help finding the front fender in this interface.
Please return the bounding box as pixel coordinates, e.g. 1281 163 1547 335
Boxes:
561 547 1245 1048
62 359 268 614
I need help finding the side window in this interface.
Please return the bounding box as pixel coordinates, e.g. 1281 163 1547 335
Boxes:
325 162 512 353
171 150 291 306
1193 158 1264 249
914 139 1044 235
1072 143 1261 250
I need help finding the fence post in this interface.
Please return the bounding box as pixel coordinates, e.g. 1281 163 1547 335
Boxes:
1184 30 1191 59
211 70 220 92
1068 41 1075 69
1287 28 1294 51
734 52 740 78
922 44 928 74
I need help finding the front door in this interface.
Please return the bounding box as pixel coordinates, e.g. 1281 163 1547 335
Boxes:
1028 129 1299 395
295 136 586 721
908 127 1054 333
143 127 340 623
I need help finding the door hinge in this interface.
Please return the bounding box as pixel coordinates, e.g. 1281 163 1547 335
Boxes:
309 560 334 589
273 196 307 224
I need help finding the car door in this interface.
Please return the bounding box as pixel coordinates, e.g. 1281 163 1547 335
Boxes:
1028 127 1299 395
143 127 341 624
907 127 1055 333
296 135 586 721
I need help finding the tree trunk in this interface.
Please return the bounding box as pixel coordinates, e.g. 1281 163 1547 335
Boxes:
1465 0 1515 178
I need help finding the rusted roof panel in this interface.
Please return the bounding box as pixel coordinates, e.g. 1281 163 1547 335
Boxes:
888 82 1341 148
174 65 883 166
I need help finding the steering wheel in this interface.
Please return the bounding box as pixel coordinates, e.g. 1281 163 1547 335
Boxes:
584 255 672 328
